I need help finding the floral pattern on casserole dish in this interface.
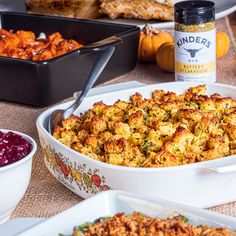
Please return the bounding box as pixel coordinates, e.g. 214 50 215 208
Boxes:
41 139 111 195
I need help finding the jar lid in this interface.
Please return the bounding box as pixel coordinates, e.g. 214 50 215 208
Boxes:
175 1 215 25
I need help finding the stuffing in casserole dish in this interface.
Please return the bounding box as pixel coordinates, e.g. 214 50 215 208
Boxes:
70 212 236 236
53 85 236 168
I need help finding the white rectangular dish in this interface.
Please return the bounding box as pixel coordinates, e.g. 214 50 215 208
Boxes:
17 190 236 236
0 218 44 236
36 81 236 208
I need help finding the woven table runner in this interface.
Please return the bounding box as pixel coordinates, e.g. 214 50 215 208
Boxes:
0 17 235 219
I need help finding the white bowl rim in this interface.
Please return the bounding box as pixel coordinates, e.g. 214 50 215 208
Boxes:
0 129 37 172
36 81 236 173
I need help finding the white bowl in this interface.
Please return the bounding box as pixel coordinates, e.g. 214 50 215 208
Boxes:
36 82 236 208
0 129 37 224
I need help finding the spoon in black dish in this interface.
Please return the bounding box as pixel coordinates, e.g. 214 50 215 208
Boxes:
48 36 122 134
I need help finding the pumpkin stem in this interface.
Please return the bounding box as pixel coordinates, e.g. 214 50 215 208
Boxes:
143 24 160 36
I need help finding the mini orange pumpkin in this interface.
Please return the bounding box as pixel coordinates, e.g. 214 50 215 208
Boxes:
138 25 173 63
216 31 230 59
156 42 175 73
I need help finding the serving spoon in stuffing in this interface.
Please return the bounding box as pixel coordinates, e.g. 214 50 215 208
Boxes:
48 36 122 134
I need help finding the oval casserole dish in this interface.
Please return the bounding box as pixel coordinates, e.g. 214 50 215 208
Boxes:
36 82 236 208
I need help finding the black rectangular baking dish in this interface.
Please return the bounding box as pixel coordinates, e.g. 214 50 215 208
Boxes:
0 12 140 107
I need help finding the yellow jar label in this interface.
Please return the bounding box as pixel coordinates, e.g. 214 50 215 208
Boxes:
175 61 216 74
175 29 216 82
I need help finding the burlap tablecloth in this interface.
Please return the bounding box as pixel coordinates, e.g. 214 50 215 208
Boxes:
0 17 235 219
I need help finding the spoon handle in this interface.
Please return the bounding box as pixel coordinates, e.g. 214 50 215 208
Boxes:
63 36 122 119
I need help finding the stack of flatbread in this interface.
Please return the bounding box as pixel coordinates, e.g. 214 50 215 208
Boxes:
26 0 174 21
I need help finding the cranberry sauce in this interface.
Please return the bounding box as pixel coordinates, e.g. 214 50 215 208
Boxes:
0 131 32 167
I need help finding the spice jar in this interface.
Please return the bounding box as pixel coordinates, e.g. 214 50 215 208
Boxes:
174 1 216 82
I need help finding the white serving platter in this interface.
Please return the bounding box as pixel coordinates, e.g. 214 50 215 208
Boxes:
0 0 235 28
95 0 236 28
17 190 236 236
